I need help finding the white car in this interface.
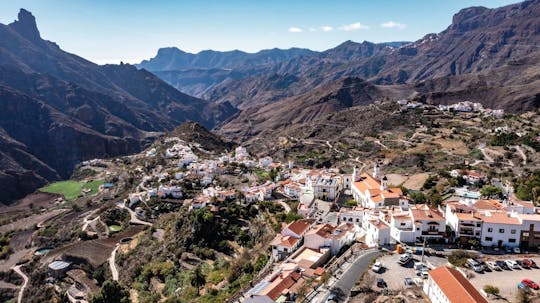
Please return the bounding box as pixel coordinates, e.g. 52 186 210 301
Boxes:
372 261 383 273
505 259 520 269
486 261 501 271
399 253 413 265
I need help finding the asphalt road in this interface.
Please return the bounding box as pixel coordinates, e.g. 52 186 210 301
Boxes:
333 250 380 295
313 249 380 302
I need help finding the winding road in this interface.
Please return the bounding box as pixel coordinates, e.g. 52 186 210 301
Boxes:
12 265 28 303
117 203 152 226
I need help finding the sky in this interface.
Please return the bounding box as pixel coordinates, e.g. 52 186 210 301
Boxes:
0 0 519 64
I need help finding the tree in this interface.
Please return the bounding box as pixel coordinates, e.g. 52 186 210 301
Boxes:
90 280 129 303
191 265 206 294
426 189 442 207
480 185 503 199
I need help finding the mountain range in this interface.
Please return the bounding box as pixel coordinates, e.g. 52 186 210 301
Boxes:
141 0 540 115
1 0 540 204
0 9 235 203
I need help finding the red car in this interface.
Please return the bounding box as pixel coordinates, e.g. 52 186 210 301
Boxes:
522 259 533 268
527 259 538 268
521 279 540 290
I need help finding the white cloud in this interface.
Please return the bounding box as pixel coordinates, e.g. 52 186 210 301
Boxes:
309 27 317 32
339 22 370 31
320 26 333 32
381 21 407 30
288 27 303 33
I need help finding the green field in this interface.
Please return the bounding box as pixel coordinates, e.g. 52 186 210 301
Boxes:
109 225 122 232
40 180 104 200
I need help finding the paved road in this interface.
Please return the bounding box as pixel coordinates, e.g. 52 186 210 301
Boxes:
333 250 380 296
109 245 120 281
313 249 380 303
12 265 28 303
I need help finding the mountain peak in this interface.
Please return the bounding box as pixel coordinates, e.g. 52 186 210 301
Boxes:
9 9 41 42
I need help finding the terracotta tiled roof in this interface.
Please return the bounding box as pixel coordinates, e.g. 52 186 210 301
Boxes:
286 219 314 236
262 270 302 300
474 199 504 211
428 266 488 303
479 212 521 225
456 213 482 221
410 204 445 221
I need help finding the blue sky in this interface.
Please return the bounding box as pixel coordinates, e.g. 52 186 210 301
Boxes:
0 0 519 64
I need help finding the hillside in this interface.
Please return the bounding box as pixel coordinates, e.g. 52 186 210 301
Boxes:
208 0 540 113
0 9 235 204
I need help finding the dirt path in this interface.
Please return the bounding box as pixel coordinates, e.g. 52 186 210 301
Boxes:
109 244 120 281
12 265 28 303
512 145 527 165
117 203 152 226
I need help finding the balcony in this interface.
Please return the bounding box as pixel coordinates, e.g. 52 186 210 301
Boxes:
421 231 445 237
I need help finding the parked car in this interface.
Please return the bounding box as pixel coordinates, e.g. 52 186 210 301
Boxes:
404 277 414 286
517 260 529 269
514 247 521 254
399 253 412 265
518 282 532 294
505 260 520 269
521 279 540 290
496 260 510 270
377 278 387 288
474 259 489 271
486 261 502 271
325 293 338 303
526 259 538 268
466 258 483 273
372 262 383 273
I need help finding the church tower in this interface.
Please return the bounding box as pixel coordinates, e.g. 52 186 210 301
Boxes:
373 163 381 180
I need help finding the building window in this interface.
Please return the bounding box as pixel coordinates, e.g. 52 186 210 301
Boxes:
509 238 516 243
417 227 420 231
485 237 493 241
499 229 505 233
487 228 493 232
400 223 406 226
511 229 516 234
476 223 481 227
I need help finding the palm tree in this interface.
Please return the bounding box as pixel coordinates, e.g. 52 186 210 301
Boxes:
191 265 206 294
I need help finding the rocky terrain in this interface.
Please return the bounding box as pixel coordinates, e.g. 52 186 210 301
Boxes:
0 10 235 204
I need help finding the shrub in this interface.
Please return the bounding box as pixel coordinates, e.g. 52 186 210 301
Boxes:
483 285 500 295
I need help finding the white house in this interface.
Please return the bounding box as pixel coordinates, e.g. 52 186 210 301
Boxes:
479 212 521 248
364 219 391 247
423 266 488 303
409 204 446 242
304 223 359 255
270 219 314 260
351 165 408 209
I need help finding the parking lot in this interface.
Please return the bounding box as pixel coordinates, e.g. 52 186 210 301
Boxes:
369 252 540 302
369 252 448 291
467 256 540 302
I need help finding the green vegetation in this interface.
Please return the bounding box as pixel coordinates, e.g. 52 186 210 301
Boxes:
345 199 358 207
108 225 122 233
483 285 500 295
514 170 540 203
448 250 476 267
481 185 503 199
39 179 104 200
90 280 130 303
0 233 13 260
490 132 519 146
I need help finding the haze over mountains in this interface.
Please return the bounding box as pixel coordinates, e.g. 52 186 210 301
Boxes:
1 0 539 204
